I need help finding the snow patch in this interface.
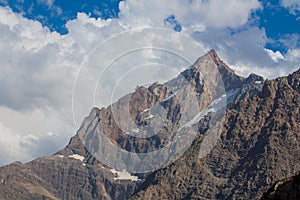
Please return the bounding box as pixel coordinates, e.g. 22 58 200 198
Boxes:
132 128 140 133
162 91 178 102
180 89 239 129
82 163 86 166
255 80 263 84
142 108 150 113
110 169 139 181
144 114 154 120
68 154 84 162
57 155 64 158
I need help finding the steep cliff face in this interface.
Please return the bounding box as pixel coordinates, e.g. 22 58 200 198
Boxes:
0 50 298 200
130 69 300 199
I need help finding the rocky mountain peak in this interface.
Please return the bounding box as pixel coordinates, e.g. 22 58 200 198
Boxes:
196 50 245 91
193 49 234 74
207 49 235 73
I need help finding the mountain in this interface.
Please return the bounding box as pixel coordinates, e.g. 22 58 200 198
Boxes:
0 50 299 200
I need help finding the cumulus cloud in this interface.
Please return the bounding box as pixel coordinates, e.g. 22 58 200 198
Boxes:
196 0 261 28
0 120 70 165
285 49 300 65
0 6 81 111
265 49 284 62
0 122 28 164
0 6 80 165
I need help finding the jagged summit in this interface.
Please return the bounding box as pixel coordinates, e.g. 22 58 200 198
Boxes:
208 49 235 72
173 49 245 92
193 49 235 74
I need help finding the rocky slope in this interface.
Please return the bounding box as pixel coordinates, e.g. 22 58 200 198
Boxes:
0 50 299 200
0 135 140 200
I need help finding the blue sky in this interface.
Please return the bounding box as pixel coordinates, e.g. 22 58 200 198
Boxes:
0 0 299 165
255 0 300 53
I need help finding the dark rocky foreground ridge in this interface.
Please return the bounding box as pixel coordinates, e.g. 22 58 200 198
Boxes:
0 50 299 199
261 172 300 200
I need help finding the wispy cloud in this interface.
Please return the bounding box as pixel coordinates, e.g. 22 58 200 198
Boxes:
280 0 300 14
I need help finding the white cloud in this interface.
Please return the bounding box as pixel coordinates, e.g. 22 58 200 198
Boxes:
0 122 27 164
285 49 300 66
0 7 79 165
0 6 19 28
0 6 82 111
0 106 73 165
280 0 300 14
265 49 284 62
0 120 69 165
119 0 260 29
198 0 261 28
65 13 124 52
